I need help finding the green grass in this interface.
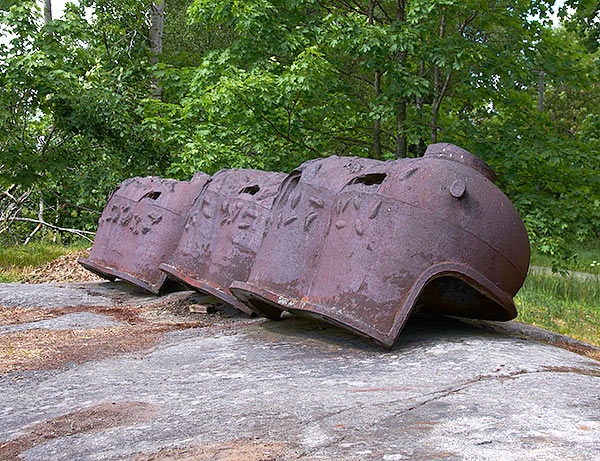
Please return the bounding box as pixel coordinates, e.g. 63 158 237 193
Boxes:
530 239 600 274
516 270 600 347
0 242 88 282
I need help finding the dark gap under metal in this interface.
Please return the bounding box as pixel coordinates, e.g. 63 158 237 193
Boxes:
240 185 260 195
140 191 161 201
350 173 386 186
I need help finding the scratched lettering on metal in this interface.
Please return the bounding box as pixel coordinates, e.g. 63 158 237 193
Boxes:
79 173 210 294
81 144 530 347
231 145 530 347
229 155 382 319
160 169 286 314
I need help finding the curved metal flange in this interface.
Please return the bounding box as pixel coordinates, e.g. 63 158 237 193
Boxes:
160 263 254 315
78 257 162 294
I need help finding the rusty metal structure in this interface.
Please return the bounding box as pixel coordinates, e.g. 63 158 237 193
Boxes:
229 155 382 318
81 144 530 347
160 169 287 314
79 174 210 294
231 144 530 347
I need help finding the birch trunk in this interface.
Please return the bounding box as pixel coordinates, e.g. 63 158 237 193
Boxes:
43 0 52 24
150 1 164 100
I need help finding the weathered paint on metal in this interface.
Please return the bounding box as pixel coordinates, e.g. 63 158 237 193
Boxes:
78 173 210 294
231 144 530 347
160 169 287 314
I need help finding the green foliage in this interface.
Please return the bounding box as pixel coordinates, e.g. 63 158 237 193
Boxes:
0 241 86 270
531 239 600 274
0 1 173 239
0 0 598 270
516 270 600 346
160 0 598 265
445 98 600 268
562 0 600 52
162 0 233 68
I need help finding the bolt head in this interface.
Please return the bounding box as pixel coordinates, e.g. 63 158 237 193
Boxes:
450 179 466 199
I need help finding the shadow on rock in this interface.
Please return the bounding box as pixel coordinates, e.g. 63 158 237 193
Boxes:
254 311 497 353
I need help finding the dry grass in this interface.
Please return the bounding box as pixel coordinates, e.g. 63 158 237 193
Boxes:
0 307 55 326
0 325 168 374
131 440 292 461
0 291 248 375
1 246 102 283
21 249 102 283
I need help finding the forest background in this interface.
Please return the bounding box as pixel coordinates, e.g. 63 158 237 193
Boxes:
1 0 599 269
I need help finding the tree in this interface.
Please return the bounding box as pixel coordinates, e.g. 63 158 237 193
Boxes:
164 0 560 166
562 0 600 53
0 1 171 242
0 0 598 267
150 0 164 99
43 0 51 24
160 0 598 263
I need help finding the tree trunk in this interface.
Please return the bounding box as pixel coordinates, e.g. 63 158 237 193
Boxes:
43 0 52 24
150 1 164 100
538 70 544 113
416 61 426 156
430 12 445 144
417 138 426 156
373 70 382 159
369 0 381 159
429 11 477 145
430 102 439 144
395 100 407 157
395 0 407 158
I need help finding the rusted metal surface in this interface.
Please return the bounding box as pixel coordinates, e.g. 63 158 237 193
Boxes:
160 169 287 314
79 173 210 294
231 144 530 347
229 156 382 319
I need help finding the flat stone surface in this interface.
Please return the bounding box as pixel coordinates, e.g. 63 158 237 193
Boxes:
1 281 599 460
0 281 156 309
0 312 121 334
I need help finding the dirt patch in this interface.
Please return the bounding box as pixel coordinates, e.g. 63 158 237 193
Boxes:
1 292 239 327
0 305 143 327
0 401 158 460
539 338 600 364
0 324 190 374
21 249 102 284
0 308 56 327
0 294 249 374
130 439 293 461
587 350 600 362
541 365 600 378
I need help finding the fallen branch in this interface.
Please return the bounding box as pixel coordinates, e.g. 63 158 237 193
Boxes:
12 217 95 242
0 185 33 236
40 184 102 215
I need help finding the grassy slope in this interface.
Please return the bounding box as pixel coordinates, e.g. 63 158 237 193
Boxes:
522 240 600 346
516 271 600 347
0 242 88 282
